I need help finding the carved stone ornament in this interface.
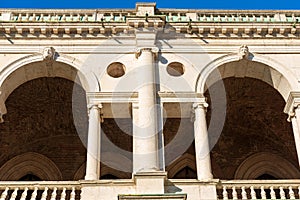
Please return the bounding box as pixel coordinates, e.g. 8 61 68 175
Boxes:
238 45 250 60
42 47 56 61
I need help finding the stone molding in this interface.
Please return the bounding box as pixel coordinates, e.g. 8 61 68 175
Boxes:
87 92 138 104
234 152 300 179
158 92 205 103
118 194 187 200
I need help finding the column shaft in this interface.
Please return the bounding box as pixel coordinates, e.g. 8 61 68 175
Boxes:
193 103 213 180
133 48 159 172
85 104 101 180
292 108 300 166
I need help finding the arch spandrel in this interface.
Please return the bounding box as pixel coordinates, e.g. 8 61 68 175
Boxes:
196 53 299 102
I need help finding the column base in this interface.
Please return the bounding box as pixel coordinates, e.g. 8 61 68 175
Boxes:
85 173 98 180
134 171 167 194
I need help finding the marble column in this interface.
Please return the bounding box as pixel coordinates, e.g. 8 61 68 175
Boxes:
290 106 300 166
85 103 102 180
193 102 213 180
133 47 160 173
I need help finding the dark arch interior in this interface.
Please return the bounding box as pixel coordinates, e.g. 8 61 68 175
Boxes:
206 77 299 179
0 77 88 180
173 166 196 179
256 174 277 180
100 174 119 179
19 174 42 181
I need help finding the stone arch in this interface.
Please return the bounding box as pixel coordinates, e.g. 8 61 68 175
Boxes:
234 152 300 179
0 152 62 180
195 53 299 101
166 153 196 178
0 53 99 115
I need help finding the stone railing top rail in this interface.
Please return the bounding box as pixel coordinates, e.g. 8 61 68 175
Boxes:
0 181 82 189
217 179 300 188
1 8 300 23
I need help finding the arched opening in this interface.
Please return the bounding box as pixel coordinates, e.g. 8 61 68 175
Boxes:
0 61 88 180
204 62 299 179
163 103 197 179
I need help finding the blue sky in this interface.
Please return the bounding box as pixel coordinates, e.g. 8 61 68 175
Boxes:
1 0 300 9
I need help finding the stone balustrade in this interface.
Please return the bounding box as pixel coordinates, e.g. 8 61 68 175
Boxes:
1 9 300 23
0 181 81 200
0 10 133 22
217 180 300 199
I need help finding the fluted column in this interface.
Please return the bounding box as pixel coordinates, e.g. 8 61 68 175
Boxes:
193 102 213 180
133 47 160 173
85 103 102 180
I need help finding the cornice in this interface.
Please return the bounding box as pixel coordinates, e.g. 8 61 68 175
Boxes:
0 22 299 39
3 45 300 54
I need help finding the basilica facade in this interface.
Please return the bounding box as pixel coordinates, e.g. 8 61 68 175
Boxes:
0 3 300 199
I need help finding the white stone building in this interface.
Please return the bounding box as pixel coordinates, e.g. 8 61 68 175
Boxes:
0 2 300 200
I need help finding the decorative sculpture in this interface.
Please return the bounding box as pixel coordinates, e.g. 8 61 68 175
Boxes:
238 45 250 60
42 47 55 61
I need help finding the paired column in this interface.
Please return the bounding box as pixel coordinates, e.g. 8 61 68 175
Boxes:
193 102 213 180
85 103 102 180
133 47 160 173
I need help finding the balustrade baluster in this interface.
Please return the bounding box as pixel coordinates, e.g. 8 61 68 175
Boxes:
0 187 9 200
250 186 256 199
70 187 76 200
30 187 38 200
270 186 276 199
260 186 266 199
20 187 28 200
50 187 57 200
241 186 247 199
60 188 66 200
279 186 286 199
289 186 295 199
232 186 238 200
10 188 19 200
41 187 48 200
222 186 228 200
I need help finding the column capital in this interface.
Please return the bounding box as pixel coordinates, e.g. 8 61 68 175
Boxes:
87 103 103 111
284 92 300 122
191 101 209 122
135 47 159 59
192 102 209 110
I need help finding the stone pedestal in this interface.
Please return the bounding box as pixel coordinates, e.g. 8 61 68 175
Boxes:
134 172 167 194
118 194 187 200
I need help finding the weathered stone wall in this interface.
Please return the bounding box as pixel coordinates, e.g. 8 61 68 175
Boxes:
0 77 88 180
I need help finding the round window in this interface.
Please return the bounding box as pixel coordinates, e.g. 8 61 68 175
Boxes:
107 62 126 78
167 62 185 77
